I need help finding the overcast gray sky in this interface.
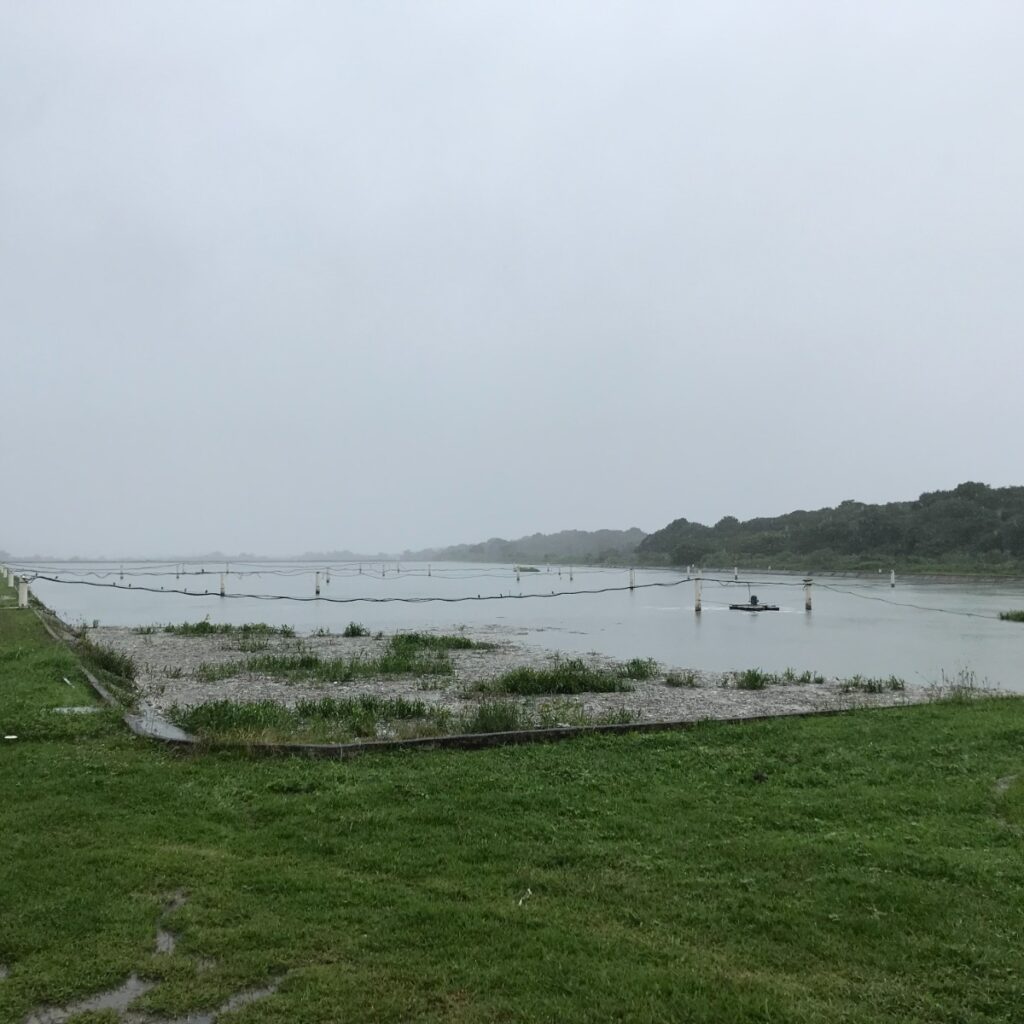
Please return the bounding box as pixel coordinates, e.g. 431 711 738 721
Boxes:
2 1 1022 556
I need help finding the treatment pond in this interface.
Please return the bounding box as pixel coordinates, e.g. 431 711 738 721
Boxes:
15 561 1024 692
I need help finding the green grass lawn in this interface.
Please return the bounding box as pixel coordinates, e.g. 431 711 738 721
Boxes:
1 594 1023 1022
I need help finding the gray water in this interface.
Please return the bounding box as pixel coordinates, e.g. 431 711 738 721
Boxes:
15 561 1024 691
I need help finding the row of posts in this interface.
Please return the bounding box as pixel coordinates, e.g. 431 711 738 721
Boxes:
2 566 29 608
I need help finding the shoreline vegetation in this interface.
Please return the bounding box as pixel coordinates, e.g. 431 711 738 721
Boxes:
79 617 1000 747
2 577 1023 1022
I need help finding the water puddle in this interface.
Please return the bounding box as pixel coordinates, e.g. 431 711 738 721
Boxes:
155 979 282 1024
125 713 193 743
22 889 282 1024
24 973 281 1024
24 974 155 1023
0 963 9 980
53 706 102 715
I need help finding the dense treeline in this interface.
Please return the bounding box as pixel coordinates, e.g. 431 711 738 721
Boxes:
407 528 648 566
638 482 1024 573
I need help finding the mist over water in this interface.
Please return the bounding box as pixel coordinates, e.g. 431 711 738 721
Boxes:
19 562 1024 692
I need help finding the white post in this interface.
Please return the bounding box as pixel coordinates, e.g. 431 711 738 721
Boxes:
18 577 29 608
694 571 702 614
119 564 124 580
569 566 574 582
325 568 330 584
427 564 431 577
516 568 521 582
804 578 813 612
315 571 321 596
219 573 226 597
890 569 895 589
734 566 738 581
629 568 635 591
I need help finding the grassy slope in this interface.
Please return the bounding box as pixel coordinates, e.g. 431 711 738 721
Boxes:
1 592 1023 1022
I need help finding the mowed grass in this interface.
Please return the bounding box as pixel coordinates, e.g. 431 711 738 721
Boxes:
1 597 1024 1022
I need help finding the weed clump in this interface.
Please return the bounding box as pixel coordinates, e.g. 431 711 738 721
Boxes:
478 658 634 696
622 657 658 680
172 695 439 743
665 670 698 688
164 620 295 638
840 674 906 694
190 632 489 684
78 635 136 681
998 610 1024 623
342 622 370 637
736 668 775 690
460 701 531 733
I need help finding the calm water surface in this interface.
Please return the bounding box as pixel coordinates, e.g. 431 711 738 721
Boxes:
15 561 1024 691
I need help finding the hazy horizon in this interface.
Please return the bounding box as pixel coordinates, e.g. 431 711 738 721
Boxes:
4 3 1022 557
3 480 1012 561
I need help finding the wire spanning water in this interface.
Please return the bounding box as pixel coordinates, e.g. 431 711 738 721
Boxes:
16 562 1024 692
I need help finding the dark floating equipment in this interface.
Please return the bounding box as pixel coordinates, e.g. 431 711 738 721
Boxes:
729 594 780 612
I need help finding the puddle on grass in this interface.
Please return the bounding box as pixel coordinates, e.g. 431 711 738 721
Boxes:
52 706 102 715
23 889 282 1024
24 974 155 1023
24 975 281 1024
160 979 282 1024
0 963 9 980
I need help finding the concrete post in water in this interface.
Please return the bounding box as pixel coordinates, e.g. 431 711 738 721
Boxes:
18 577 28 608
890 569 895 589
325 568 330 585
734 566 739 581
315 571 321 596
694 571 702 614
804 578 813 612
427 564 431 577
629 568 636 591
219 573 226 597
